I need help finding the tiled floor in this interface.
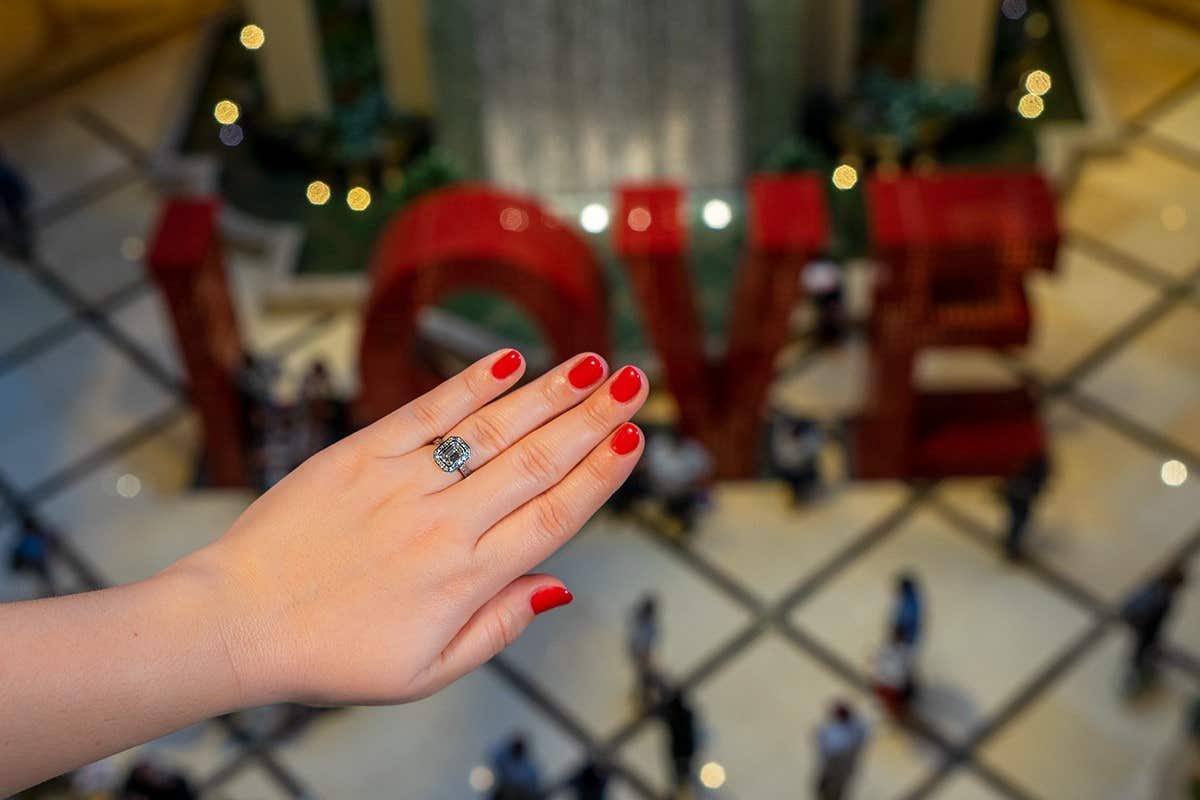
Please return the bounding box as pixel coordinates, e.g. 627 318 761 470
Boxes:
1 23 1199 800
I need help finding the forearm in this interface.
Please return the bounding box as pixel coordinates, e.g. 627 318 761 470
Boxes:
0 567 243 795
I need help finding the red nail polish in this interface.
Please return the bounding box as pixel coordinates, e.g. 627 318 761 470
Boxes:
568 355 604 389
531 586 573 615
491 350 523 379
611 423 641 455
610 366 642 403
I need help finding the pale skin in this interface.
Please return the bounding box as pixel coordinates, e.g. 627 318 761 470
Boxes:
0 350 648 795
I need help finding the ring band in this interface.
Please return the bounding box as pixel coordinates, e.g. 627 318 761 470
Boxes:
432 435 472 479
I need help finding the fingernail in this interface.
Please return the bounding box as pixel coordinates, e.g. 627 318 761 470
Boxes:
568 355 604 389
609 366 642 403
611 423 641 455
531 586 573 615
491 349 523 379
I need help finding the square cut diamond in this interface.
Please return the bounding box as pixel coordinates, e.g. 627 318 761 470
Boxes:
433 435 471 472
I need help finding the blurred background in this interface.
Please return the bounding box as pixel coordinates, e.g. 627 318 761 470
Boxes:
1 0 1199 798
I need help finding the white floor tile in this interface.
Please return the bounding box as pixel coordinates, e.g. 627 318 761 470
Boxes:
1148 88 1200 161
215 765 291 800
791 508 1093 743
0 259 73 354
938 401 1200 601
1079 303 1200 457
272 312 362 404
264 668 585 800
1017 245 1160 382
109 289 184 380
38 179 157 303
770 335 868 421
0 102 128 216
40 415 254 585
1065 144 1200 280
926 769 1009 800
617 633 942 798
503 518 752 739
0 328 176 491
980 632 1197 799
689 479 909 603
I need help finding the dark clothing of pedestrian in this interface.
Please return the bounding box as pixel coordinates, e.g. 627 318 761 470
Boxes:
0 155 33 259
1123 571 1185 675
1002 453 1050 559
662 694 698 792
892 582 922 647
570 761 609 800
815 709 868 800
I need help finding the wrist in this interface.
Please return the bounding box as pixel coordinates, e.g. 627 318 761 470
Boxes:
151 554 285 711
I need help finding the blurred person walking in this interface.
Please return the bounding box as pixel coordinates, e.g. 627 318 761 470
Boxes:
9 514 55 596
628 594 661 708
814 701 868 800
660 689 699 797
119 759 195 800
569 757 610 800
644 428 712 535
1000 452 1051 561
891 573 923 647
1122 564 1187 690
489 734 540 800
0 148 33 260
768 414 824 505
870 625 917 718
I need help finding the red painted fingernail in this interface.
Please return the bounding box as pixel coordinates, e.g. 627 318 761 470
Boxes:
611 423 641 455
610 366 642 403
531 586 573 615
568 355 604 389
491 350 523 379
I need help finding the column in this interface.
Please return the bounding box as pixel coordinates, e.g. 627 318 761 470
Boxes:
243 0 331 119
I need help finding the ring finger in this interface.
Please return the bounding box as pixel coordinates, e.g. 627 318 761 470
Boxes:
416 352 610 492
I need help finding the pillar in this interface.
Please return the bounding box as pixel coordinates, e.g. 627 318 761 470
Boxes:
243 0 332 119
916 0 999 92
371 0 436 115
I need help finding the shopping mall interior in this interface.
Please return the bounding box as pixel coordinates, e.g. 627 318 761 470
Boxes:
1 1 1199 798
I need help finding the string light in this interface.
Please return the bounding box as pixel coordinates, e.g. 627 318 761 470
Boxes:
1025 70 1052 96
832 164 858 190
1162 460 1188 487
1017 94 1044 119
116 474 141 499
306 181 331 206
219 124 243 146
346 186 372 211
627 207 652 232
240 24 265 50
702 199 733 230
699 762 727 789
213 100 240 125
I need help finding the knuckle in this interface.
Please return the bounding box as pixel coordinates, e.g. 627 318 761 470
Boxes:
539 374 566 409
532 492 575 545
409 400 444 439
580 399 612 436
486 604 523 657
581 454 610 487
514 438 561 486
467 411 509 456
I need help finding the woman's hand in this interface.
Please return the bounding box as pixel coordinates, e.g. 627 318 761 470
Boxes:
171 350 647 708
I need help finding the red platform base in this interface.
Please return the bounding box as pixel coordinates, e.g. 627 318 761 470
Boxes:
851 389 1045 479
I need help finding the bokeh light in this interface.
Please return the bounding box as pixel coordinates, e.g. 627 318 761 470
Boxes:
306 181 331 206
240 24 265 50
1017 93 1045 119
1161 204 1187 231
1025 70 1052 96
120 236 144 262
699 762 727 789
346 186 372 211
832 164 858 190
1001 0 1027 20
468 765 494 792
1162 460 1188 487
627 206 652 232
1025 11 1051 38
219 124 244 147
580 203 609 233
499 207 529 231
213 100 240 125
702 199 733 230
116 474 141 499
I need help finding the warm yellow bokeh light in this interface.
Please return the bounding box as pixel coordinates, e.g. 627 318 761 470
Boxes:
1162 460 1188 487
240 24 265 50
213 100 240 125
1017 94 1044 119
699 762 727 789
832 164 858 190
1161 204 1187 231
347 186 372 211
306 181 331 206
468 765 494 792
1025 70 1052 96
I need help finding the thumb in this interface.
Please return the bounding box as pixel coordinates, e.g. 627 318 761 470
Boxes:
421 575 573 695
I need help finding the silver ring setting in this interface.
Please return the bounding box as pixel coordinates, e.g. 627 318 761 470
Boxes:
432 435 472 478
